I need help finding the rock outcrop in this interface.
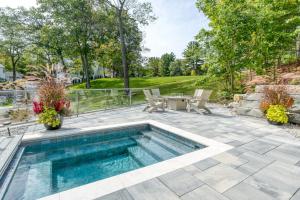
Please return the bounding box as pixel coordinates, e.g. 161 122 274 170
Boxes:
234 85 300 124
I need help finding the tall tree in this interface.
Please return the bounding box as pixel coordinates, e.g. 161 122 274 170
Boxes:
196 0 300 90
170 59 183 76
0 7 28 81
160 52 175 76
38 0 105 88
146 57 160 77
104 0 155 89
26 7 69 70
183 41 204 75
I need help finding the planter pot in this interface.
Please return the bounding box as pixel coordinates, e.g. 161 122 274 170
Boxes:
44 115 64 130
267 119 283 126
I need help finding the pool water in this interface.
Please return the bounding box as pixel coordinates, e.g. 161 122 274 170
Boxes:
3 125 205 200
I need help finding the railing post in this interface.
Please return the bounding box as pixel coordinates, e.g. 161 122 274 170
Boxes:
129 89 132 106
76 90 79 117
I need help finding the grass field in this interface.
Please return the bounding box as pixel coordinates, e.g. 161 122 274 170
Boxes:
69 76 223 113
71 76 199 91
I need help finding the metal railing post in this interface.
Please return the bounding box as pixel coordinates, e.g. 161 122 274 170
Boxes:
129 89 132 105
76 90 79 117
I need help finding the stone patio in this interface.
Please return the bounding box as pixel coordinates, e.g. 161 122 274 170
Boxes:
1 104 300 200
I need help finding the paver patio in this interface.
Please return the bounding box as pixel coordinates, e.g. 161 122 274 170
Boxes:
1 104 300 200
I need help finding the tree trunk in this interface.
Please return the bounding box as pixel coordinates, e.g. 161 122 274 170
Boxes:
11 56 16 81
274 57 281 84
80 52 91 89
230 67 235 93
117 10 129 89
58 49 67 72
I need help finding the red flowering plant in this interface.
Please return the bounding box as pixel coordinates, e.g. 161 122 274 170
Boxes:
259 86 294 113
33 78 71 128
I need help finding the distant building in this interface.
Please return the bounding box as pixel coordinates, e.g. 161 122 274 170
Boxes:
5 71 23 81
0 64 5 81
0 64 23 81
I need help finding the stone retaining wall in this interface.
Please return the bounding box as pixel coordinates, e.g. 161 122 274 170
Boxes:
235 85 300 120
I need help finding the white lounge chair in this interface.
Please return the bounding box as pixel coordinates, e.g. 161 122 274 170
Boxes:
193 89 203 98
151 88 161 97
143 89 165 113
187 89 212 114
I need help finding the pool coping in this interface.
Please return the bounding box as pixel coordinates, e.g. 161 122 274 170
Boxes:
21 120 233 200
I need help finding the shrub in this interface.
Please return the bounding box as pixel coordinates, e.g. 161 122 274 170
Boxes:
33 77 71 127
37 107 61 127
191 70 197 76
33 77 70 116
266 105 288 124
259 86 294 113
38 78 66 108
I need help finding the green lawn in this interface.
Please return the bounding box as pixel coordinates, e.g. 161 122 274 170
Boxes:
71 76 199 90
68 76 223 113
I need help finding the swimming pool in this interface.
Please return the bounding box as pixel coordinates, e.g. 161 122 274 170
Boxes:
1 121 232 200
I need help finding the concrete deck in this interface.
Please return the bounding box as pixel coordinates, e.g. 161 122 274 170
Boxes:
1 104 300 200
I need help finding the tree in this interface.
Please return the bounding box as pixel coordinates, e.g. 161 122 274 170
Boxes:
146 57 160 77
0 7 28 81
38 0 106 88
170 59 183 76
183 41 204 75
196 0 300 91
160 52 175 76
24 7 69 71
104 0 155 88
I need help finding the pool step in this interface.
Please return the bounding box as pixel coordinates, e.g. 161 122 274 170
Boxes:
134 137 177 161
0 135 23 179
141 131 192 155
21 137 137 165
127 146 159 166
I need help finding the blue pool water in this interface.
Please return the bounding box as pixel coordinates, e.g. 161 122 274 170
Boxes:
3 125 205 200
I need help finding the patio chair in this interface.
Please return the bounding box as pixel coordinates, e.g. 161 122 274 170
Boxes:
143 89 165 113
151 88 161 97
193 89 203 97
151 88 167 105
187 89 212 114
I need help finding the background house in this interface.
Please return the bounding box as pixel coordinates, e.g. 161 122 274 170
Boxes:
0 64 23 82
0 64 5 81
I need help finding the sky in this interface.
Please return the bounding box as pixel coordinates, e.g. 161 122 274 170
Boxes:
0 0 210 58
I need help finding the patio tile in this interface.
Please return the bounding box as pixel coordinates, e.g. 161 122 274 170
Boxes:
126 178 180 200
223 182 274 200
183 165 202 176
213 152 248 168
213 136 234 143
265 144 300 164
180 185 229 200
290 189 300 200
194 158 220 171
244 161 300 199
95 189 133 200
226 147 247 157
158 169 204 196
195 164 248 193
226 140 244 147
241 140 278 154
236 151 274 175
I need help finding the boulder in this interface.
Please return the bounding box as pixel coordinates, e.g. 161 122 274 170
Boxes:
288 113 300 125
255 85 300 94
240 100 260 108
248 108 264 118
244 93 263 101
